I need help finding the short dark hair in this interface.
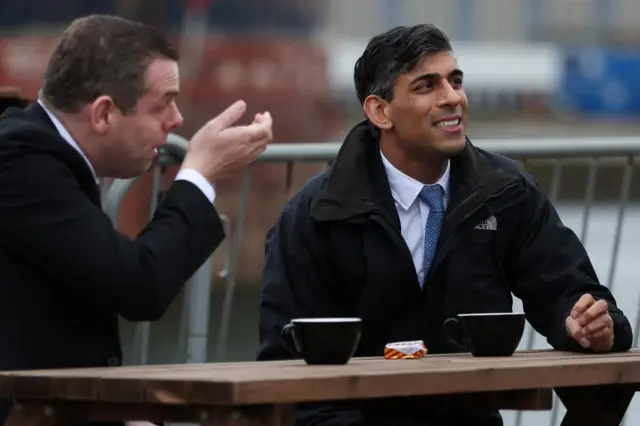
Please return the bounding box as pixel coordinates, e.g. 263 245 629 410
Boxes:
42 14 179 114
353 24 452 105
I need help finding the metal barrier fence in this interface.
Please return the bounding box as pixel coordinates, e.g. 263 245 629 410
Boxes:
104 133 640 426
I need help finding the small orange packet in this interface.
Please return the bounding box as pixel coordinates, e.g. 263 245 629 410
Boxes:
384 340 427 359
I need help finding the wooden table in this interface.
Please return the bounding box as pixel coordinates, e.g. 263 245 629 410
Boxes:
1 349 639 426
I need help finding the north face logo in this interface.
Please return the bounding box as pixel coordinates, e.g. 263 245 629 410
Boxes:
474 215 497 231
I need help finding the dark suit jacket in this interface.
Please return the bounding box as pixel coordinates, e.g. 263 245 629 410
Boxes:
0 104 225 426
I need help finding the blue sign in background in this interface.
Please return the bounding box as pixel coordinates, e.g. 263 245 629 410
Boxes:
558 46 640 117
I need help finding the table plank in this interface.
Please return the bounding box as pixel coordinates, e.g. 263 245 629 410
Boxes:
3 401 296 426
0 349 592 378
2 389 552 424
1 350 639 405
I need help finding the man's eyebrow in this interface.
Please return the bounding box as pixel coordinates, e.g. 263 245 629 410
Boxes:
409 69 464 85
409 73 439 85
450 69 464 78
160 90 179 101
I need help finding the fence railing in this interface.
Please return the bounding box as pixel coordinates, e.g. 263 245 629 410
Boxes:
104 133 640 426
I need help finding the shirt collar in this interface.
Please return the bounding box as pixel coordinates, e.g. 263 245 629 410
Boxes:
37 99 98 183
380 151 450 211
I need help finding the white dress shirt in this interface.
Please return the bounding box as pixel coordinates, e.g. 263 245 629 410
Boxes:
37 99 215 203
380 152 450 284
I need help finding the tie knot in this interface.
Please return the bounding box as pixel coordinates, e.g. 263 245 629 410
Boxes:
419 184 444 212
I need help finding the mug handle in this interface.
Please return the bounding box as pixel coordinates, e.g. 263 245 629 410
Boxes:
442 317 468 351
281 322 302 356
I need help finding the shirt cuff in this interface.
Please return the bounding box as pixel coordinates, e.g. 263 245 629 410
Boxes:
174 168 216 204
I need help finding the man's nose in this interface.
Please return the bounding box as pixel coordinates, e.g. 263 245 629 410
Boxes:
166 103 184 132
437 82 462 108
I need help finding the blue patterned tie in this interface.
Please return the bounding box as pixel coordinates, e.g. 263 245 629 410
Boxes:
418 185 445 285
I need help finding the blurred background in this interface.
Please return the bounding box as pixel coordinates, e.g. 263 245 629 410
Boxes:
2 1 640 425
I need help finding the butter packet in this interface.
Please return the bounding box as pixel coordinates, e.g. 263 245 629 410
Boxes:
384 340 427 359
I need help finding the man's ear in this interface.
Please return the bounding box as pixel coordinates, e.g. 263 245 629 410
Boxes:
362 95 393 131
88 95 117 134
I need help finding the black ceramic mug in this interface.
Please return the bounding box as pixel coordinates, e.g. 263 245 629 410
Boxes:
442 312 525 357
281 317 362 365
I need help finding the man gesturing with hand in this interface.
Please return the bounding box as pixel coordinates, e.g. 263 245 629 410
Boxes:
0 15 272 426
184 100 272 182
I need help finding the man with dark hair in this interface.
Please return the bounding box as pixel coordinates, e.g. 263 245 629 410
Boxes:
41 14 178 116
257 24 632 425
0 14 272 426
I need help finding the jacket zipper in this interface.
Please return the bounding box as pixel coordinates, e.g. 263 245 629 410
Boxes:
371 213 420 288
